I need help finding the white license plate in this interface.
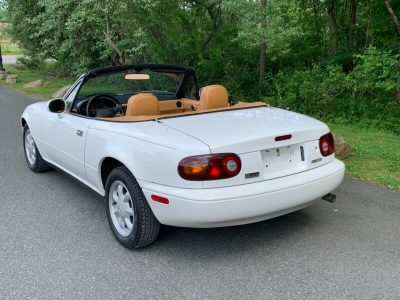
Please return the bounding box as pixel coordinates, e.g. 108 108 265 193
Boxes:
262 145 303 174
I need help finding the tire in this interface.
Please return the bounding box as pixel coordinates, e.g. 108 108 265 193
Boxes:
105 166 160 249
23 124 51 173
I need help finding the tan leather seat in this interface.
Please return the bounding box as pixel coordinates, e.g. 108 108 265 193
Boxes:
197 85 229 110
125 93 160 116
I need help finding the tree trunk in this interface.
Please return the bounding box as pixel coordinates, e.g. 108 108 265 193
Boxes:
348 0 357 49
259 42 266 84
0 43 4 71
259 0 267 84
327 0 338 54
384 0 400 102
364 0 373 49
312 0 322 58
385 1 400 34
104 14 124 65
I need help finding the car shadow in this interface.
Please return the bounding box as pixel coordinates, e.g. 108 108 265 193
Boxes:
151 209 316 259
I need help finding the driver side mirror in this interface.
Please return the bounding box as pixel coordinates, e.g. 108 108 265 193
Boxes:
48 98 66 113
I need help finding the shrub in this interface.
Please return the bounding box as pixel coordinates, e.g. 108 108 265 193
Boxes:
267 47 399 133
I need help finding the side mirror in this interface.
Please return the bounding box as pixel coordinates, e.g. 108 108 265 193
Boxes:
48 98 66 113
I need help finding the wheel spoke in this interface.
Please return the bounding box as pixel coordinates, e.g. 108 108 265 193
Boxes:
125 218 133 230
118 217 125 228
123 193 130 203
28 135 34 145
117 184 124 198
126 207 134 216
112 191 119 203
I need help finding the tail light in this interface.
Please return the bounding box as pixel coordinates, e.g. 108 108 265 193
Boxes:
178 153 241 181
319 132 334 156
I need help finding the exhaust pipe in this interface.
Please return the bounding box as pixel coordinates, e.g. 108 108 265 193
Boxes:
322 193 336 203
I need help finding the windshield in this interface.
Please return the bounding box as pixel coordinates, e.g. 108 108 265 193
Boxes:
77 69 184 99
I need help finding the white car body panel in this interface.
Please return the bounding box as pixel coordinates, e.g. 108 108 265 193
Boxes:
40 111 92 179
21 101 345 228
162 106 328 153
140 159 344 227
84 120 210 193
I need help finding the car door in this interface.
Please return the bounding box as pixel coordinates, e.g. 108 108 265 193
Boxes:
41 78 92 180
42 113 92 180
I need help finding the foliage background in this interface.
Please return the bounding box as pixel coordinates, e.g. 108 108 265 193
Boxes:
1 0 400 132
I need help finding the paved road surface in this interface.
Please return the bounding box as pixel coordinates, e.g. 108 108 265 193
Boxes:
0 86 399 299
1 55 23 65
1 55 56 65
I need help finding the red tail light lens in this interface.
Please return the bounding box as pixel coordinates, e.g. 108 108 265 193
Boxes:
319 132 334 156
178 153 241 181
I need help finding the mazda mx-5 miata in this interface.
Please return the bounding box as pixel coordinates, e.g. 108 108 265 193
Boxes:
21 64 345 249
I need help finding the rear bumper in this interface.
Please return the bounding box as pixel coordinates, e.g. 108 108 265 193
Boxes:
139 159 345 228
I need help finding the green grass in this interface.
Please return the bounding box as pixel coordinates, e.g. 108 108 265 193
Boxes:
328 122 400 191
1 21 22 54
1 41 22 54
0 65 70 98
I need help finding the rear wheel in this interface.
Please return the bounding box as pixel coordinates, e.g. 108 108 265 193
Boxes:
105 166 160 249
23 124 51 173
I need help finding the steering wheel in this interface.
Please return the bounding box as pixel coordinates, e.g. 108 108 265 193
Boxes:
86 94 124 118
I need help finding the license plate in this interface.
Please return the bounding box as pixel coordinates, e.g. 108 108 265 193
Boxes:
262 145 302 175
264 146 296 166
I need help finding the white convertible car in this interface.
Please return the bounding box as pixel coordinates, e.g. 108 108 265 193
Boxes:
21 64 345 249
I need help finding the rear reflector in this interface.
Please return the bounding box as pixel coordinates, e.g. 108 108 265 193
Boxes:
319 132 334 156
151 195 169 205
275 134 292 141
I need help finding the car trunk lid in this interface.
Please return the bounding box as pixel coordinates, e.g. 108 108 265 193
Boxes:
161 106 328 153
161 106 333 187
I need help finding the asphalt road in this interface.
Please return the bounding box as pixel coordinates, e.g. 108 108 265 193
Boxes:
0 86 399 299
1 55 55 65
1 55 23 65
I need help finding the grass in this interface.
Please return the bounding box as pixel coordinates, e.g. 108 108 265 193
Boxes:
328 122 400 191
1 22 22 55
1 40 22 55
0 65 70 98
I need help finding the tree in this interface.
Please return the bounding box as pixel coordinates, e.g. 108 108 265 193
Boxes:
384 0 400 101
3 0 400 131
259 0 267 84
348 0 357 49
326 0 338 54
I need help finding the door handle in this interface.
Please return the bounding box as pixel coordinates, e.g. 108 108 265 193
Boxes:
76 130 83 137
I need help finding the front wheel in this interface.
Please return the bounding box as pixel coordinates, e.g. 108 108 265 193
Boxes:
23 124 51 173
105 166 160 249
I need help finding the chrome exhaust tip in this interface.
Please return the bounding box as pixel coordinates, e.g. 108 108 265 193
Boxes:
322 193 336 203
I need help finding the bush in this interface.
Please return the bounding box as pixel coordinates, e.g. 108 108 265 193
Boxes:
267 47 399 133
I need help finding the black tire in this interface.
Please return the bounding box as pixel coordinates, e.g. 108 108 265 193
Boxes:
105 166 160 249
23 124 51 173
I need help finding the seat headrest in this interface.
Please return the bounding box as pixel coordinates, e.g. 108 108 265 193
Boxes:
198 85 228 110
125 93 159 116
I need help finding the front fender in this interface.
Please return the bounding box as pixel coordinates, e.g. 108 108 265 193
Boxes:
20 102 49 151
